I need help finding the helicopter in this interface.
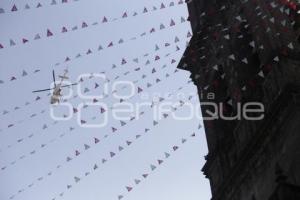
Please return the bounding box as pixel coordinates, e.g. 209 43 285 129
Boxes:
32 69 78 104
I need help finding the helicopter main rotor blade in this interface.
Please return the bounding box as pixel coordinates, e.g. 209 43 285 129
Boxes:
52 70 56 87
32 88 54 93
60 83 78 88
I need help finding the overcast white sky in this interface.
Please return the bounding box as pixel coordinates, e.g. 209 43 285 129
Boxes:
0 0 211 200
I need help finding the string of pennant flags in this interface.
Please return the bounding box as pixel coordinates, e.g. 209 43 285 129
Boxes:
0 0 200 199
0 26 191 122
0 0 184 16
0 40 189 132
116 129 200 200
0 36 188 130
49 93 198 200
0 1 184 49
0 0 80 14
0 53 187 171
181 0 299 101
7 81 196 200
0 16 189 86
0 49 186 156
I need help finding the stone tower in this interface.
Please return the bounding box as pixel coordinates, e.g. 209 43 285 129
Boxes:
178 0 300 199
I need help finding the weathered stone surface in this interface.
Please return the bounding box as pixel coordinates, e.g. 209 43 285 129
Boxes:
178 0 300 199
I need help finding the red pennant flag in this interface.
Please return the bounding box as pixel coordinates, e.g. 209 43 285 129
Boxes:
11 5 17 12
126 141 132 146
82 22 88 28
158 160 163 165
126 186 133 192
73 108 78 113
62 27 68 33
170 19 175 26
121 58 127 65
138 87 143 93
112 127 117 132
75 150 80 156
100 107 106 113
95 83 99 88
108 42 113 47
142 174 148 178
94 138 100 144
86 49 92 54
122 12 127 18
173 146 179 151
47 29 53 37
150 28 155 33
22 38 28 43
155 55 160 60
110 152 115 157
102 17 108 23
93 98 98 103
65 57 70 62
0 43 3 49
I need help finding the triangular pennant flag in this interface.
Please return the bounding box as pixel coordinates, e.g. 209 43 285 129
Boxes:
170 19 175 26
150 164 156 171
82 22 88 28
160 24 165 29
122 12 127 18
118 146 124 151
126 141 132 146
158 159 164 165
165 152 170 158
34 34 41 40
102 17 108 23
138 87 143 93
134 179 141 184
120 121 126 126
94 138 100 144
142 174 148 178
181 16 186 23
10 39 16 46
22 70 28 76
108 42 113 47
126 186 132 192
110 152 115 157
118 195 124 200
74 176 80 183
84 144 90 150
11 5 18 12
36 3 42 8
47 29 53 37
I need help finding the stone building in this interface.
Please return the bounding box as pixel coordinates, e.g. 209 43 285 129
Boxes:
177 0 300 199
